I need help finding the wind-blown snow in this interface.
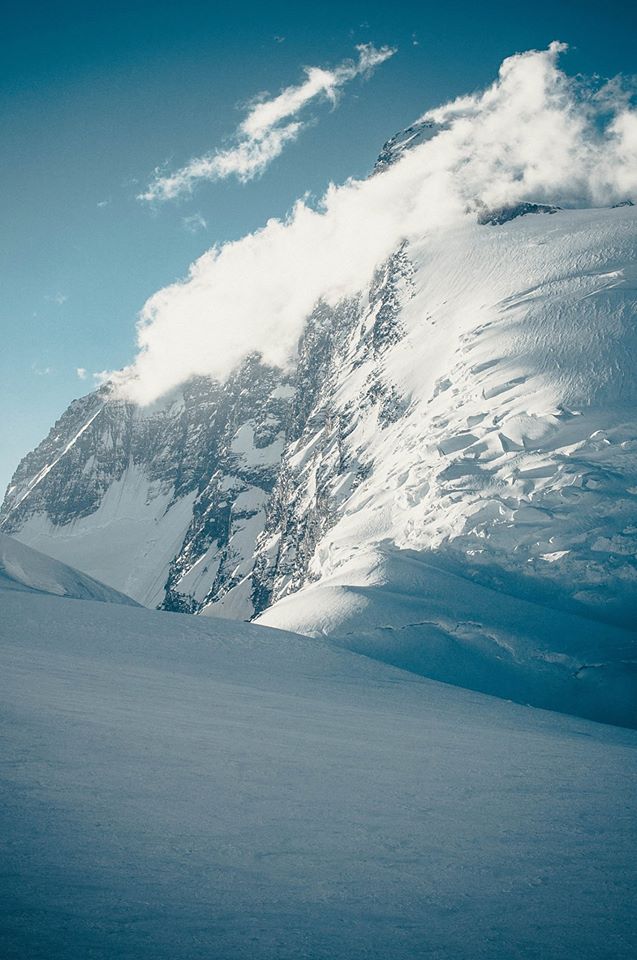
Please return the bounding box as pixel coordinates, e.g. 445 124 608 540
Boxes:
1 579 636 959
105 42 637 405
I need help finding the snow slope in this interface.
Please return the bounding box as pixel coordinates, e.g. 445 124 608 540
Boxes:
259 543 637 728
1 580 636 959
0 532 138 605
257 205 637 725
261 207 637 623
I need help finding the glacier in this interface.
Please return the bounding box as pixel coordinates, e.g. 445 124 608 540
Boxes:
257 206 637 727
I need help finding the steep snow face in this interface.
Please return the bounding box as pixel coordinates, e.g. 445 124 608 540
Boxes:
259 206 637 620
10 466 198 608
0 532 137 605
2 583 637 958
256 205 637 724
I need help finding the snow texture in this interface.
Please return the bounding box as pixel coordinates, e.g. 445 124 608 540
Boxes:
1 574 636 959
256 207 637 726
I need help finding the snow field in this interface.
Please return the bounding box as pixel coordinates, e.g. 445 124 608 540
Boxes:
1 574 636 959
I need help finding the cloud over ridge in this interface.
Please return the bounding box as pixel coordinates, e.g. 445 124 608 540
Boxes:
139 43 396 202
112 43 637 404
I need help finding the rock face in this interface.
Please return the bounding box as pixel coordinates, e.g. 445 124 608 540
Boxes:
253 246 414 610
0 360 292 614
477 202 561 226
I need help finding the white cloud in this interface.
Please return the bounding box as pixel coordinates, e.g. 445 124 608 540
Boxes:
46 292 68 305
76 367 88 380
138 43 396 202
182 213 208 233
107 43 637 405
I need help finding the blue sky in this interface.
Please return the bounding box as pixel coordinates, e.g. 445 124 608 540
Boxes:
1 0 636 493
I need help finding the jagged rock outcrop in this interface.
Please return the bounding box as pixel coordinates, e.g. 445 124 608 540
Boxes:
253 246 414 608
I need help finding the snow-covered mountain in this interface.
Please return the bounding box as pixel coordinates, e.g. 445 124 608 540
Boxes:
258 205 637 727
2 124 636 724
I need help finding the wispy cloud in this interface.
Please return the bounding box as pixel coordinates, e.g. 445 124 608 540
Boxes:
45 292 68 305
107 43 637 405
138 43 396 203
76 367 88 380
182 212 208 234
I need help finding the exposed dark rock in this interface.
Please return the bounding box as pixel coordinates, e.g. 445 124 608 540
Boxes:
477 202 561 226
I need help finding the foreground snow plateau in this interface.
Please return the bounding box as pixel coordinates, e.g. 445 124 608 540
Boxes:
1 576 636 959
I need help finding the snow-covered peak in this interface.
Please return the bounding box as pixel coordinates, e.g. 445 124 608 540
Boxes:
2 199 636 726
374 118 443 171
